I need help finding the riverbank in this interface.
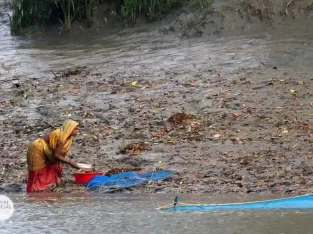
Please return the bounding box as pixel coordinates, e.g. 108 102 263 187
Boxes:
2 0 313 195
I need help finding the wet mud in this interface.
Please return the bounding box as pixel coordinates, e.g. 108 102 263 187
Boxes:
2 0 313 195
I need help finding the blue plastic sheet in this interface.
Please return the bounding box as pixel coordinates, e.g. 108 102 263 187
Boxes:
87 170 174 192
159 194 313 211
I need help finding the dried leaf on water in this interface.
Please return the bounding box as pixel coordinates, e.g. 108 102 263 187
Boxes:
152 112 201 141
120 142 148 154
213 134 221 139
231 136 244 144
168 112 190 125
105 167 142 176
282 129 288 134
62 66 88 78
152 131 164 137
191 121 201 126
106 130 113 135
167 140 176 145
68 88 80 94
152 108 159 113
131 81 138 86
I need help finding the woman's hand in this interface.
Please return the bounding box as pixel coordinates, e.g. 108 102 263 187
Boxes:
54 140 79 169
69 161 80 170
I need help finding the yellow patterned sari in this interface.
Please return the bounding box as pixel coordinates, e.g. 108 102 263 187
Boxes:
27 120 78 172
26 120 78 193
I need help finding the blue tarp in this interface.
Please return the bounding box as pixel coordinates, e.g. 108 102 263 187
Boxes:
159 194 313 211
87 170 174 192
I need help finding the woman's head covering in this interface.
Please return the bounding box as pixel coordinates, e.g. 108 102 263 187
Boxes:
48 120 79 154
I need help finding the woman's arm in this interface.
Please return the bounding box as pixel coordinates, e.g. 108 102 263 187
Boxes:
54 141 80 169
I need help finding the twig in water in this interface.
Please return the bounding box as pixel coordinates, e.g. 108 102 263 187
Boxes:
286 0 295 16
50 71 58 78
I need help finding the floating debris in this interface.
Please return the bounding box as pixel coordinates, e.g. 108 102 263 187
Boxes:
120 142 148 154
52 66 90 79
62 66 88 77
105 167 143 176
168 112 190 125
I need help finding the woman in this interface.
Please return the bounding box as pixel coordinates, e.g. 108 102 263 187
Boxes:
26 120 80 193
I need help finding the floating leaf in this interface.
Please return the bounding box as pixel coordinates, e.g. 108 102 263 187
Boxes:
187 125 192 132
282 129 288 134
191 121 201 126
167 140 176 144
213 134 221 139
290 89 297 93
131 81 138 86
68 88 80 93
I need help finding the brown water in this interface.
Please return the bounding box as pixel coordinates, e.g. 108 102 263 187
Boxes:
2 22 313 126
1 194 313 234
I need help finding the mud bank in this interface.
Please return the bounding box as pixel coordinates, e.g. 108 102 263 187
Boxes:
3 46 313 195
2 1 313 195
159 0 313 38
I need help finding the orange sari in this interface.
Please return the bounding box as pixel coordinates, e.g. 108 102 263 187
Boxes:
26 120 78 193
26 164 63 192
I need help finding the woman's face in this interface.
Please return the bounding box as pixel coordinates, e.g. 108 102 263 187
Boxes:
71 126 79 136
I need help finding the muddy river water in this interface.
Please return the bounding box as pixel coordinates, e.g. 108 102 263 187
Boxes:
3 1 313 233
1 193 313 233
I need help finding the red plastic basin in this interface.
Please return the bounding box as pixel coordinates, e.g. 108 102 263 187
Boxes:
74 172 103 184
